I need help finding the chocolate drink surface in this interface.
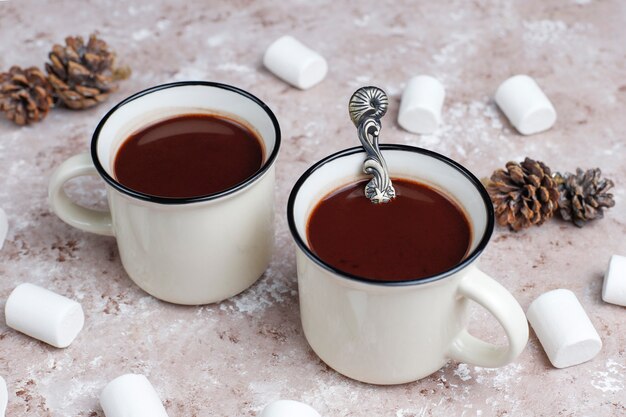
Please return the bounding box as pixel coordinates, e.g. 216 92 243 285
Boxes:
114 113 264 198
307 178 471 282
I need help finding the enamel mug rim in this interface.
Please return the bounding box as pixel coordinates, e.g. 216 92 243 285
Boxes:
90 81 282 205
286 144 495 287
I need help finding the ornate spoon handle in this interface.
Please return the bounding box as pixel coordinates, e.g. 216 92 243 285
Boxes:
348 86 396 204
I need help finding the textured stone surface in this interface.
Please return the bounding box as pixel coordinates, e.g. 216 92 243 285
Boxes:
1 0 625 416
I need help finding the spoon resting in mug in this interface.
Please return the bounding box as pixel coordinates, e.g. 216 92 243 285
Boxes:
348 86 396 204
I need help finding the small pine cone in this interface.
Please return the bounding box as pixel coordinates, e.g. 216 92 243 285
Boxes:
0 66 54 125
555 168 615 227
45 34 128 110
487 157 560 231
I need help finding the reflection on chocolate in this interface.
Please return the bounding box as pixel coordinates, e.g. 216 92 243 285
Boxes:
307 178 471 281
114 113 264 199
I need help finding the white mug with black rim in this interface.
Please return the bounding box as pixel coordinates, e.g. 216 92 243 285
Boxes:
49 82 281 305
288 145 529 385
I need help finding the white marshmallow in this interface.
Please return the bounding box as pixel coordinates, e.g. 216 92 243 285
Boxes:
0 208 7 250
0 375 7 417
263 36 327 90
495 74 556 135
5 283 84 348
261 400 321 417
100 374 168 417
602 254 626 306
398 75 445 134
526 289 602 368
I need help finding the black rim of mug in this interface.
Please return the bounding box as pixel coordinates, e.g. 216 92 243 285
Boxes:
90 81 282 205
286 144 495 287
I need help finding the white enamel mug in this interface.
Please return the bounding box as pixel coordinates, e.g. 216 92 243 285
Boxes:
287 145 528 385
49 82 281 305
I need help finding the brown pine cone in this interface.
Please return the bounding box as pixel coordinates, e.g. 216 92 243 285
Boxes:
0 66 54 125
45 34 129 110
487 157 560 231
555 168 615 227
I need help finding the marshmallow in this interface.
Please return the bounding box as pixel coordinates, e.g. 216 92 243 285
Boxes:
527 289 602 368
495 74 556 135
0 208 7 250
263 36 327 90
0 375 7 417
100 374 168 417
261 400 321 417
5 283 84 348
602 254 626 306
398 75 445 134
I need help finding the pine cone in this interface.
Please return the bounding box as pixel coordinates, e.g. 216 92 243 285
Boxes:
555 168 615 227
487 157 560 231
45 34 129 110
0 66 54 125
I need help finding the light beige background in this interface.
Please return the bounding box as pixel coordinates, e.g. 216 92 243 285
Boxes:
0 0 625 416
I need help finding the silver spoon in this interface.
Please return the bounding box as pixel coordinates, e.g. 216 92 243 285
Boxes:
348 86 396 204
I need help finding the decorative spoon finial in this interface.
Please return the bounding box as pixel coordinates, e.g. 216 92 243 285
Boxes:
348 86 395 204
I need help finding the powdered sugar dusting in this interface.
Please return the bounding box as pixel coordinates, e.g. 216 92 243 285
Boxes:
398 97 506 163
523 20 568 44
591 359 625 393
132 29 152 42
0 208 8 250
454 363 473 381
433 32 477 67
523 19 592 47
215 62 255 74
173 65 208 81
220 266 294 315
474 363 523 389
396 408 428 417
206 34 227 47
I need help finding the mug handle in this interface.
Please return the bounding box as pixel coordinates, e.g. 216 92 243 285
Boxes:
48 153 114 236
448 267 528 368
